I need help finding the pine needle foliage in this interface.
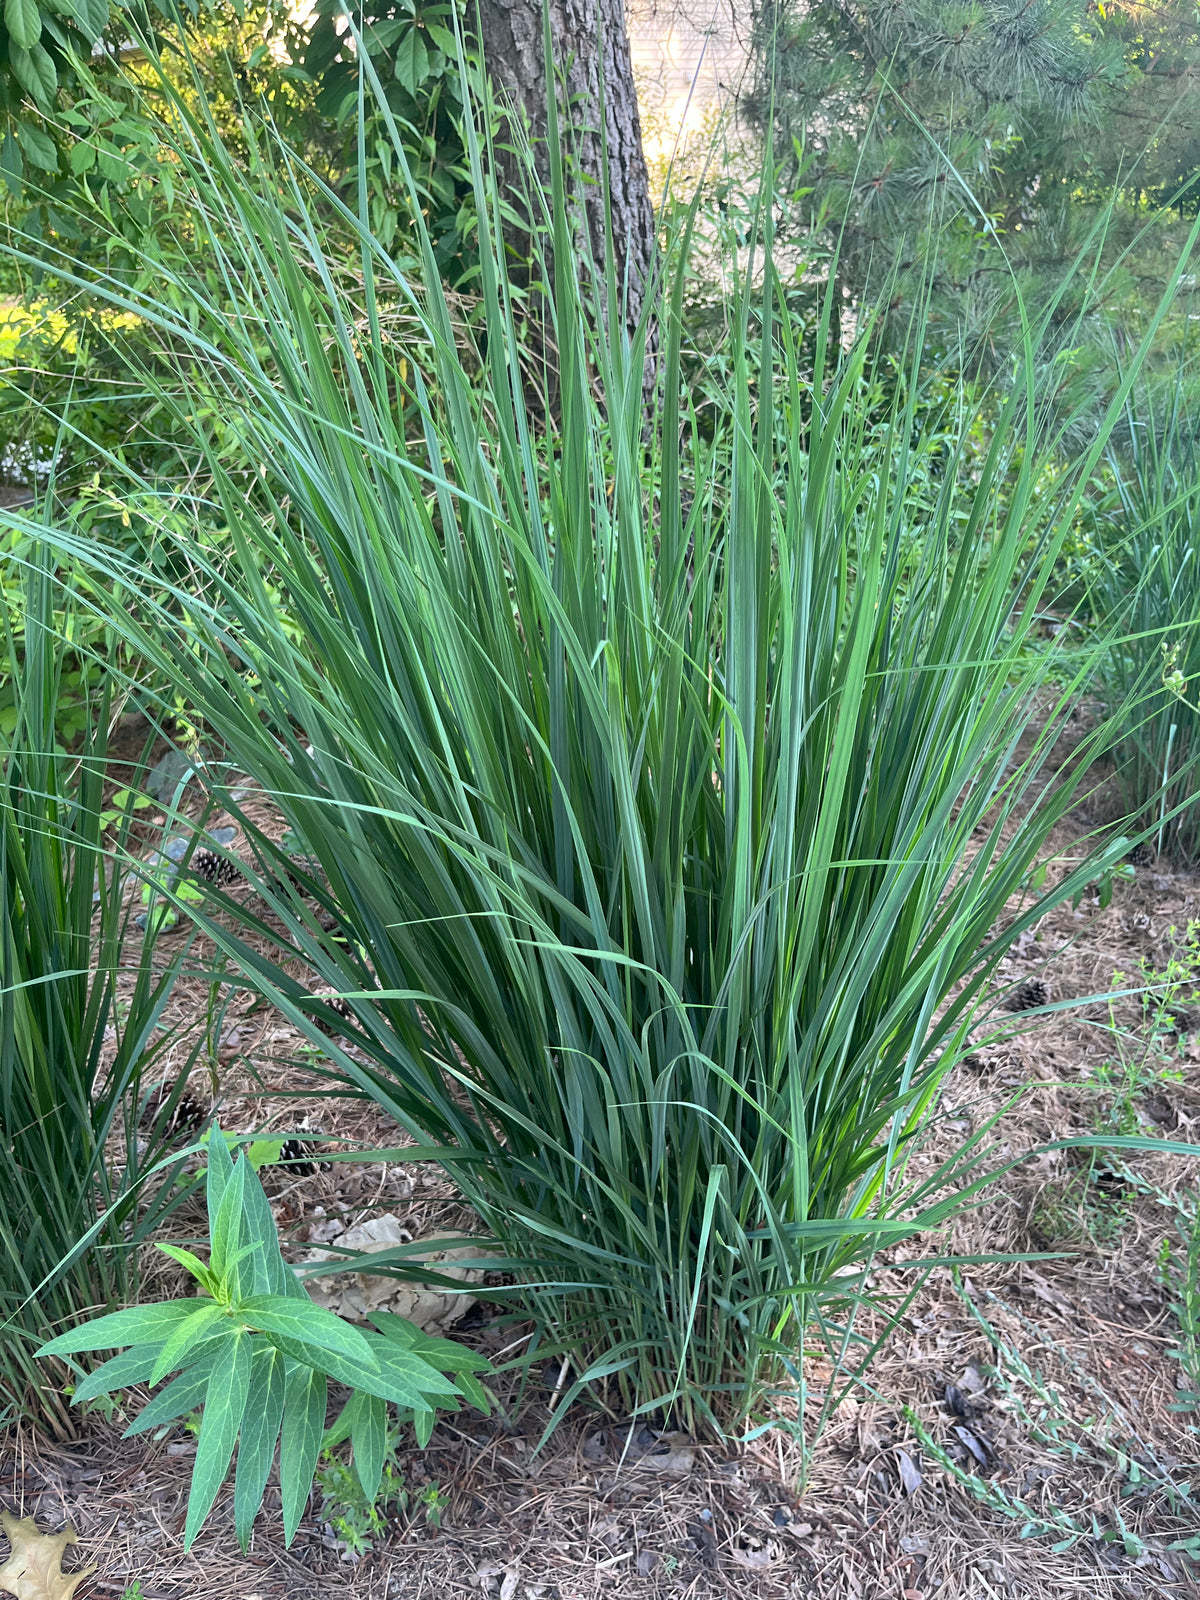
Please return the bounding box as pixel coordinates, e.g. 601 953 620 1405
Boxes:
7 62 1192 1432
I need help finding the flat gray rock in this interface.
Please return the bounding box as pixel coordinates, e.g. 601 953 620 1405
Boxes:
145 749 197 800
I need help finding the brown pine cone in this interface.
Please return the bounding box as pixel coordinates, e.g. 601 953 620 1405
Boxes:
309 987 354 1033
140 1082 208 1138
1004 978 1048 1013
190 847 245 887
276 1136 325 1175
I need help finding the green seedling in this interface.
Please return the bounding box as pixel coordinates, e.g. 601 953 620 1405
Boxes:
139 870 204 933
316 1439 449 1554
315 1448 407 1554
99 788 155 828
37 1125 493 1551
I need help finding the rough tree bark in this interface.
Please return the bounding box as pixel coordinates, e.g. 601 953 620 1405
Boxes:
476 0 658 333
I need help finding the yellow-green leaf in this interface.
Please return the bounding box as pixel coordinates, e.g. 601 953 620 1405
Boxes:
9 41 56 108
15 120 55 171
5 0 41 52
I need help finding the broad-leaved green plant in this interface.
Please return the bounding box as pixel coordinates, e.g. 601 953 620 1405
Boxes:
37 1127 492 1550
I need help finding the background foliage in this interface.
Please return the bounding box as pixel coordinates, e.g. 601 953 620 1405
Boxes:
746 0 1200 368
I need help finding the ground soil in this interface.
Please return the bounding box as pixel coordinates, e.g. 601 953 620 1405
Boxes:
3 728 1199 1600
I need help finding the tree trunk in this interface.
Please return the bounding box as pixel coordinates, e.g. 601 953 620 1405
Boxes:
477 0 657 333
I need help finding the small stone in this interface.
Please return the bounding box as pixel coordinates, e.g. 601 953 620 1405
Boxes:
145 749 197 801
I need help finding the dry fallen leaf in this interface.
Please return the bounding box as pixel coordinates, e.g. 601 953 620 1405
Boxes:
643 1448 696 1475
954 1424 991 1467
896 1447 923 1495
729 1538 784 1570
472 1562 522 1600
0 1514 95 1600
304 1221 486 1332
1023 1268 1072 1314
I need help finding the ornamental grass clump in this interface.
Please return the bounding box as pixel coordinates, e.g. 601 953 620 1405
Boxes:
0 544 196 1435
8 62 1194 1433
1090 370 1200 862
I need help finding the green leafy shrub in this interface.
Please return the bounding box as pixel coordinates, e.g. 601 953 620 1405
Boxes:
0 295 170 488
0 540 195 1435
0 289 259 746
38 1125 493 1550
0 0 110 186
16 62 1196 1434
294 0 474 277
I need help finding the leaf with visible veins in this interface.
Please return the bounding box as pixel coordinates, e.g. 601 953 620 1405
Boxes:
0 1514 95 1600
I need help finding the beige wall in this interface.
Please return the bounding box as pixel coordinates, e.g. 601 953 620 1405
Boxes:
627 0 749 167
